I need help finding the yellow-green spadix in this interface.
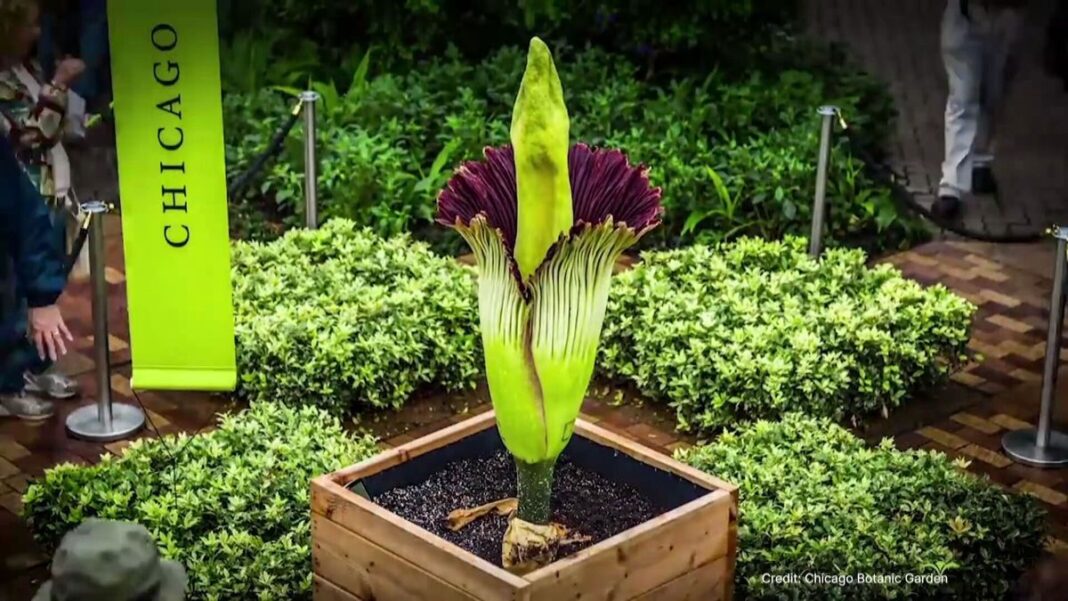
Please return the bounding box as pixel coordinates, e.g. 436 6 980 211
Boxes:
511 37 573 281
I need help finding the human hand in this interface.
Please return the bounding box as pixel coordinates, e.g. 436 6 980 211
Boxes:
53 58 86 87
28 305 73 361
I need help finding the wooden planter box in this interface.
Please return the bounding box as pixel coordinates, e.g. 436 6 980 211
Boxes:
311 411 738 601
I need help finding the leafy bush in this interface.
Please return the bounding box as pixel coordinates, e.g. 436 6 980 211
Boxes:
218 0 798 75
600 237 974 432
231 219 481 415
679 414 1047 600
22 402 379 601
225 45 917 252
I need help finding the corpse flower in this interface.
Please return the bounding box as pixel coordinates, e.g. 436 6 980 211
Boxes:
437 38 662 570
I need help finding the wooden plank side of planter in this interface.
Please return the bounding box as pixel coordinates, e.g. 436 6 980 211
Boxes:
326 411 498 485
725 518 738 601
314 574 366 601
631 556 729 601
575 418 738 496
574 416 739 600
313 514 482 601
313 411 738 601
522 489 732 600
312 475 527 601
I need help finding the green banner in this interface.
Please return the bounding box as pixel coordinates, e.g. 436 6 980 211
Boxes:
108 0 236 391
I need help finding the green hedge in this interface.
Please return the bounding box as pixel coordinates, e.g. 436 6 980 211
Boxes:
600 237 975 432
22 402 378 601
218 0 798 73
224 44 916 252
679 414 1047 600
231 219 481 416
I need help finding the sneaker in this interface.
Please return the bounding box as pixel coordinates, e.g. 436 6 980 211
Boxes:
972 166 998 195
23 371 79 400
0 391 55 421
931 195 961 219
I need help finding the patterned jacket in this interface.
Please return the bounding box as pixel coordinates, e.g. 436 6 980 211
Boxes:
0 61 69 198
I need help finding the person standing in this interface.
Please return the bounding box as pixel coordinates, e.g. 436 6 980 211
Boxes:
0 0 84 401
934 0 1027 218
0 134 72 421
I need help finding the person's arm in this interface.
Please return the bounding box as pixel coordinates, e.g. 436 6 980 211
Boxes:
5 164 64 307
0 60 83 154
0 139 71 359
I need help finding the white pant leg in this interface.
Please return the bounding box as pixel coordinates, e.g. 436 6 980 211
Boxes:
940 0 984 197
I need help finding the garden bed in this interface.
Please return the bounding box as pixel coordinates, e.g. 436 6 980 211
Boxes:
18 381 1048 600
311 411 737 601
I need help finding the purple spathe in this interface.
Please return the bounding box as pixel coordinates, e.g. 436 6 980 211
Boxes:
437 144 663 252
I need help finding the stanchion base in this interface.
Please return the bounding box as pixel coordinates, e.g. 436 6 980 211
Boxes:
1002 428 1068 468
66 403 145 442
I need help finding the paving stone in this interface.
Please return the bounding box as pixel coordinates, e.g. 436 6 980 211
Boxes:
950 412 1002 435
0 437 30 462
989 413 1033 431
958 444 1013 469
0 490 24 515
104 440 132 457
1045 537 1068 554
4 474 31 494
987 314 1036 334
917 427 969 450
1008 463 1066 491
1014 480 1068 506
0 457 19 480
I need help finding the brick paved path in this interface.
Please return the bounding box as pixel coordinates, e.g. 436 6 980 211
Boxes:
806 0 1068 237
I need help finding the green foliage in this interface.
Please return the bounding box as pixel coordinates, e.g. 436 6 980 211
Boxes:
225 45 918 253
217 0 798 76
679 414 1047 600
231 219 481 415
22 402 378 601
601 237 975 432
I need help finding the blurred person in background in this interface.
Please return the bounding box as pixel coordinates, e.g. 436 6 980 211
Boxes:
0 133 72 421
0 0 85 402
37 0 109 110
933 0 1027 218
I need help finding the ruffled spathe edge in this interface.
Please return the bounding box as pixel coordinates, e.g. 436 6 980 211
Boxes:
438 144 662 247
438 143 663 289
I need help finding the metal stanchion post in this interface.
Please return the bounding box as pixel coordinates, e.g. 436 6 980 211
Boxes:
809 106 838 259
301 90 320 230
1003 226 1068 467
66 201 145 442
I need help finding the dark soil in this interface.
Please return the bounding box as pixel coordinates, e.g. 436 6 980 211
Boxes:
374 450 665 567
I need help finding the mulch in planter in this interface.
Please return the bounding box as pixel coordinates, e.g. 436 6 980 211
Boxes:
375 450 664 566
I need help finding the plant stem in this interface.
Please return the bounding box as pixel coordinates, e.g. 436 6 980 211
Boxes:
515 458 555 524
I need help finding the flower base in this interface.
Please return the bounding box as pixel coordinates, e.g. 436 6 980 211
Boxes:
310 411 738 601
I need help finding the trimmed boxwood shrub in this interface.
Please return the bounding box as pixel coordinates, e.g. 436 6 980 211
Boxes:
22 402 378 601
679 414 1047 600
600 237 975 432
231 219 481 415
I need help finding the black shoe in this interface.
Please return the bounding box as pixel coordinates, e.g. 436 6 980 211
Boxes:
972 166 998 195
931 195 961 219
